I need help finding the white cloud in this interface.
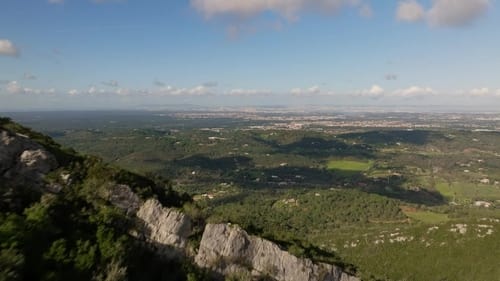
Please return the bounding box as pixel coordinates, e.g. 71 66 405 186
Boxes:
0 39 19 57
114 88 130 96
4 81 55 95
226 89 273 96
428 0 490 27
191 0 371 21
290 85 330 96
156 85 213 96
397 0 425 22
358 85 385 98
469 87 490 96
63 84 214 98
6 81 22 94
392 86 436 98
496 89 500 97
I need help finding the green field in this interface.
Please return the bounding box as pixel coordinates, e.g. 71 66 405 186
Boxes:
435 181 500 202
403 210 449 224
327 159 373 172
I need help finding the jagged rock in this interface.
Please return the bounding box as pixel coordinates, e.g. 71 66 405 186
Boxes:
196 224 359 281
19 149 56 174
1 129 58 187
136 199 192 256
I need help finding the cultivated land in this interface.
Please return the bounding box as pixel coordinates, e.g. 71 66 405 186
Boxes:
7 110 500 281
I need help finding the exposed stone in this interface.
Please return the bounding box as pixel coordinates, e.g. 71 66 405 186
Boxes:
136 199 192 256
19 149 56 174
195 224 359 281
1 129 58 188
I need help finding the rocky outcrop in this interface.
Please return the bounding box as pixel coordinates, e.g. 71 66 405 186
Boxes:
196 224 359 281
136 199 192 256
1 130 58 188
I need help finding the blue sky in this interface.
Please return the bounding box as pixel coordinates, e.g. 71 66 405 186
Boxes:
1 0 500 111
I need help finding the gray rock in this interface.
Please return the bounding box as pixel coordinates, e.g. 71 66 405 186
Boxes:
136 199 192 255
196 224 359 281
19 149 56 175
1 129 58 188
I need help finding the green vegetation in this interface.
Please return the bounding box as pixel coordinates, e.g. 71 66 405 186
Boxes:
326 160 373 172
403 210 449 224
435 181 500 203
0 118 210 281
5 112 500 281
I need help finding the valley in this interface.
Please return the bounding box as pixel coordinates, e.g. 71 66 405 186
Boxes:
7 110 500 281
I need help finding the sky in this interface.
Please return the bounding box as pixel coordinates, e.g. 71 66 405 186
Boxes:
1 0 500 111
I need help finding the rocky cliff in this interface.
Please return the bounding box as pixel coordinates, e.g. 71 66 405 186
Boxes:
195 224 359 281
0 129 58 188
136 198 192 256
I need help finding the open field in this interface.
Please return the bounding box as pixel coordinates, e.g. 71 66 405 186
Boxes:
403 210 449 224
326 160 374 172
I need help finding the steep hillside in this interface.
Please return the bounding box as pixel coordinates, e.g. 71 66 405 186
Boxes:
0 117 204 280
0 117 358 281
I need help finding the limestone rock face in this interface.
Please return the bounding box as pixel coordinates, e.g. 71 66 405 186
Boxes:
1 130 58 187
195 224 359 281
136 199 192 253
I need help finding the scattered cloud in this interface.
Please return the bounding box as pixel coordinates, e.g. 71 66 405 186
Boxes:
428 0 490 27
469 87 490 96
0 39 20 57
392 86 436 98
5 81 21 94
156 85 214 96
63 83 215 98
397 0 491 27
101 80 119 87
291 85 321 96
191 0 372 22
48 0 64 4
23 73 37 80
226 88 273 96
358 85 385 98
4 81 55 95
397 0 425 22
385 74 398 81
